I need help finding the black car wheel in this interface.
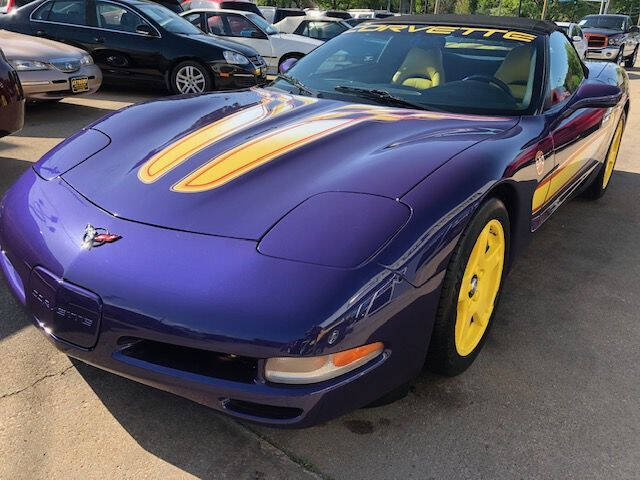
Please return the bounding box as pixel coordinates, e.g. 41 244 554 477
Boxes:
625 47 638 68
170 61 212 95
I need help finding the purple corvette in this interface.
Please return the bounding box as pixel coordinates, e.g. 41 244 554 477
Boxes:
0 15 629 427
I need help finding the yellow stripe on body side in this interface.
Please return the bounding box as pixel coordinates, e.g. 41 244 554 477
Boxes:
532 128 610 213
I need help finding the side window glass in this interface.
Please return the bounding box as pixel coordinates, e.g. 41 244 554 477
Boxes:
226 14 259 37
306 21 344 40
96 2 149 33
32 1 53 20
546 31 585 109
206 13 225 35
48 0 86 25
295 21 308 36
183 12 202 29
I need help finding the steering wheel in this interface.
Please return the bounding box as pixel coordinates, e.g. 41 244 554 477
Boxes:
462 75 513 98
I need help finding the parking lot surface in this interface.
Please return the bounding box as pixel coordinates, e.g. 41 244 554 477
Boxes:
1 77 640 479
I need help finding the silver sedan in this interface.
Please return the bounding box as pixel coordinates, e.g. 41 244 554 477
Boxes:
0 30 102 101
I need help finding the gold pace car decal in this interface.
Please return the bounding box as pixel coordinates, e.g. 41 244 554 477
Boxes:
139 91 506 194
138 90 317 184
347 24 537 43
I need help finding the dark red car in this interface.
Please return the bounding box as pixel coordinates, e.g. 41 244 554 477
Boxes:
0 48 24 138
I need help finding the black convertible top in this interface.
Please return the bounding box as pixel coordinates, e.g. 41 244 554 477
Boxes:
372 14 558 35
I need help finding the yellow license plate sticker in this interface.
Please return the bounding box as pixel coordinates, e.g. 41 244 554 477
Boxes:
71 76 89 93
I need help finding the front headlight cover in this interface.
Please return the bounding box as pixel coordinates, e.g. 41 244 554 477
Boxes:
608 35 624 46
9 59 50 71
80 54 94 66
223 50 250 65
265 342 384 384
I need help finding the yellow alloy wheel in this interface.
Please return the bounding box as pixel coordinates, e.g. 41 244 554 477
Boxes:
603 118 624 189
455 219 505 357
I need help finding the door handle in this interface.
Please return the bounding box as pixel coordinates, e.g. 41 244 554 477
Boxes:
93 37 104 44
35 30 46 36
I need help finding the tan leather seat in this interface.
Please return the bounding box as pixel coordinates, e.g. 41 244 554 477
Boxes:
494 44 534 101
392 47 445 90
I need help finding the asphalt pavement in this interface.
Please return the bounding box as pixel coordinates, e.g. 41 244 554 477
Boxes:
1 77 639 479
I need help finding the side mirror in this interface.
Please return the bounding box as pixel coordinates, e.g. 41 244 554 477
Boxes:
279 57 298 73
566 82 622 114
572 35 582 43
135 24 156 36
630 26 639 34
249 30 265 39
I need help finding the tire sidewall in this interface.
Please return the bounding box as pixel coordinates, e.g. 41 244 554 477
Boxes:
170 61 213 95
428 198 510 376
584 111 626 199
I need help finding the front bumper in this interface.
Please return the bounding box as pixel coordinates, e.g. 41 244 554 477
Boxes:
586 46 621 61
210 59 268 89
18 64 102 100
0 168 437 427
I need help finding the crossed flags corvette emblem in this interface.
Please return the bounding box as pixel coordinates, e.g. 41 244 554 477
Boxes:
82 224 121 250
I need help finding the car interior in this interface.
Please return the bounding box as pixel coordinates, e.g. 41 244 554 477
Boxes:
298 32 541 112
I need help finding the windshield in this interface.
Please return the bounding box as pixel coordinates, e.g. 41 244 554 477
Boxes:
138 3 202 34
579 16 625 31
246 12 278 34
272 24 543 115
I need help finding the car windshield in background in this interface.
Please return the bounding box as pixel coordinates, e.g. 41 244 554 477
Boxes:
138 3 202 34
246 12 278 35
272 24 543 115
579 16 625 31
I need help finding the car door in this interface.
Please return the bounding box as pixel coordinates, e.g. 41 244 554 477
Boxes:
220 13 275 62
88 0 165 82
542 31 612 208
212 13 274 66
29 0 96 51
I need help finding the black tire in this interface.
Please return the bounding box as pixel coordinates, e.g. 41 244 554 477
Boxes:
616 48 624 66
625 47 638 68
583 112 626 200
169 61 213 95
426 198 510 377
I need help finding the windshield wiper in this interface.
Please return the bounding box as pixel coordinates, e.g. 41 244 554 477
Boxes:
334 85 441 111
276 74 318 97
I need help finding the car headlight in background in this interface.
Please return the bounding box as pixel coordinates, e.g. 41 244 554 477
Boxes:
265 342 384 384
9 59 50 71
608 35 624 46
80 54 94 66
223 50 249 65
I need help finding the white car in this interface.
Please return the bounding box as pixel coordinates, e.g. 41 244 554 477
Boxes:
274 15 351 42
556 21 588 59
182 9 323 75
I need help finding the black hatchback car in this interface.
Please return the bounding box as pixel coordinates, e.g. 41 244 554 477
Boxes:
0 0 267 93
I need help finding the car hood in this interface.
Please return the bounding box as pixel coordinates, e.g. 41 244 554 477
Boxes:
179 33 259 57
0 30 86 60
58 88 517 239
581 27 624 36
